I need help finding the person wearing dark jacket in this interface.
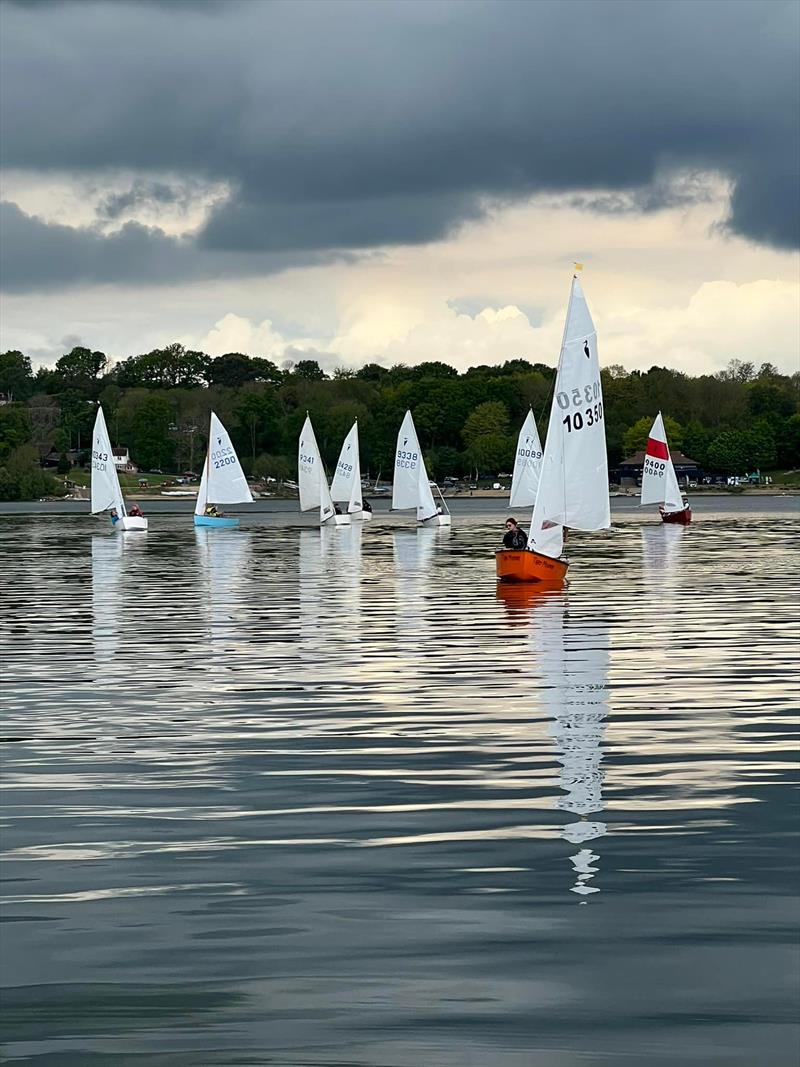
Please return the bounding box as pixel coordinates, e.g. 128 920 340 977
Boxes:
503 517 528 549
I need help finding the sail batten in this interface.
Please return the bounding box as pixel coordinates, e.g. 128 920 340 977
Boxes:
299 415 337 523
392 411 438 521
641 412 683 509
90 406 126 516
331 421 364 514
509 409 543 509
195 412 252 515
529 277 610 557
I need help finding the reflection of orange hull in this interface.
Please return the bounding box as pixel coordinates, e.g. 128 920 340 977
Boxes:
495 548 568 584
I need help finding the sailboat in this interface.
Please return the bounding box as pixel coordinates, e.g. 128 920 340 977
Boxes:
641 413 691 525
90 405 148 531
508 408 544 510
392 410 451 527
298 414 351 525
194 411 253 527
496 271 610 583
330 420 371 521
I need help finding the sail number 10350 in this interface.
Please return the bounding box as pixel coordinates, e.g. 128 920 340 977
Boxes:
563 402 603 433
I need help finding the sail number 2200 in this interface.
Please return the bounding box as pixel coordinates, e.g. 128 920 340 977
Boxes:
562 402 603 433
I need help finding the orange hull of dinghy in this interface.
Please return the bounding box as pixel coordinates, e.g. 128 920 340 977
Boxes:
495 548 568 584
660 506 692 525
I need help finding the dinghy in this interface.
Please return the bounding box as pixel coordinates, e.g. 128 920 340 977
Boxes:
91 405 148 531
331 420 371 521
299 415 351 525
194 412 253 527
508 408 543 510
497 271 610 583
640 413 692 524
392 410 451 527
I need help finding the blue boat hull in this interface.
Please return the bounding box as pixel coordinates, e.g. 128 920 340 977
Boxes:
193 515 240 528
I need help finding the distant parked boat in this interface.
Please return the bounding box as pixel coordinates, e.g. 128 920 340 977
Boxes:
497 271 610 583
90 405 147 531
331 420 371 521
392 410 451 526
640 413 692 525
299 414 350 525
194 412 253 528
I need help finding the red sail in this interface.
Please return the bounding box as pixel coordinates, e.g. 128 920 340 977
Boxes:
646 437 669 460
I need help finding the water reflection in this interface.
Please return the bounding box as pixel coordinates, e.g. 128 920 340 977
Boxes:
527 593 610 898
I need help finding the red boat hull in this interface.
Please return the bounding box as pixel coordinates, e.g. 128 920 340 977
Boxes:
496 548 568 584
660 506 692 525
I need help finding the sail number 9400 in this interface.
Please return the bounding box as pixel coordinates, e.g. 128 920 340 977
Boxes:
562 402 603 433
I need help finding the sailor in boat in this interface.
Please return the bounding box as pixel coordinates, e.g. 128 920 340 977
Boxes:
204 504 219 517
129 504 144 518
362 499 373 513
503 517 528 549
110 507 119 524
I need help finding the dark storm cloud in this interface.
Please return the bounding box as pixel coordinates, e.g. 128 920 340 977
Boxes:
0 202 341 291
0 0 797 290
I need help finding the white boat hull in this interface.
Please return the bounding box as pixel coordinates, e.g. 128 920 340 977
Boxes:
352 510 372 521
322 513 352 526
420 513 451 527
114 516 148 532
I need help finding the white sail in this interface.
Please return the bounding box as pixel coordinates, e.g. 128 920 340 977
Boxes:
298 415 336 523
392 411 438 521
640 412 683 509
90 406 125 516
195 412 252 515
330 421 364 514
529 276 610 558
509 409 543 508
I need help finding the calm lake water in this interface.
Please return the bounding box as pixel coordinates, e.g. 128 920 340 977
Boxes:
1 501 798 1066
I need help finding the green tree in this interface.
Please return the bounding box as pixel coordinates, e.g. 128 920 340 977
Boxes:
130 394 176 470
0 445 66 501
0 351 34 401
115 344 209 389
0 404 33 462
293 359 327 381
53 347 108 395
462 401 512 474
622 415 684 455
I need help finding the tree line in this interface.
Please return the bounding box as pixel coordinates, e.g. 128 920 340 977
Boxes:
0 344 798 500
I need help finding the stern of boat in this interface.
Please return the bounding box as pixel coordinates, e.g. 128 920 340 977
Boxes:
421 513 451 527
193 515 240 528
496 547 568 584
117 516 148 532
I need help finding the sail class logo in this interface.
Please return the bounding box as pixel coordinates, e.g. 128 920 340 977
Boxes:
584 341 590 358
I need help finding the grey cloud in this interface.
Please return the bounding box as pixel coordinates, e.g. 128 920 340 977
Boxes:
0 0 797 292
96 179 194 221
0 202 343 292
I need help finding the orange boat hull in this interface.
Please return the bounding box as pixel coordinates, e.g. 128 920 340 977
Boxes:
495 548 568 584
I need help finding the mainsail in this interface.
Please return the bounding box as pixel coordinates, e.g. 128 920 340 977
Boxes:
529 277 610 558
330 421 364 514
640 412 683 510
509 408 543 509
392 411 438 521
90 406 126 516
298 415 336 524
195 412 253 515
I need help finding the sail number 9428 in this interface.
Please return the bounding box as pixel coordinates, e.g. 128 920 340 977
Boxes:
562 402 603 433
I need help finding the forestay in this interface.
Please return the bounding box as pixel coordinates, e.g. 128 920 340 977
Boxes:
330 421 363 513
90 406 125 516
195 412 253 515
392 411 438 521
509 409 543 508
298 415 336 523
640 412 683 509
529 276 610 558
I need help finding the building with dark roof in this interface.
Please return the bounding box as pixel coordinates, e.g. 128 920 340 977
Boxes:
615 449 701 487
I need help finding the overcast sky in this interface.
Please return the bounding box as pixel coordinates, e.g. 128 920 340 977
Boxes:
1 0 798 373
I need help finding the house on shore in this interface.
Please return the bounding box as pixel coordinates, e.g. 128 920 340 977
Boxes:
614 449 701 488
112 447 138 473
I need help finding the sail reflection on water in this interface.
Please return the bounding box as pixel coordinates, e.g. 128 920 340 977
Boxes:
194 527 252 667
527 593 611 897
91 533 125 675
